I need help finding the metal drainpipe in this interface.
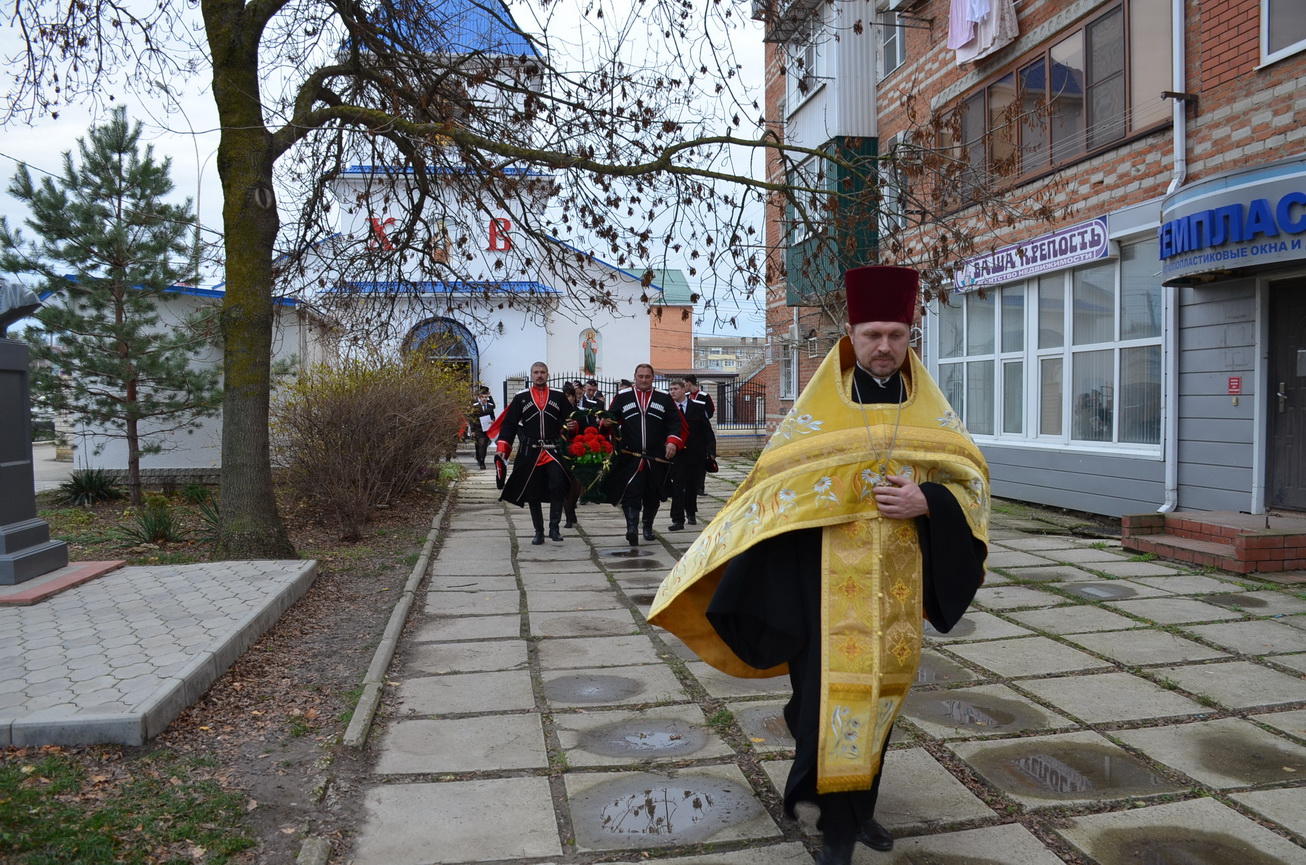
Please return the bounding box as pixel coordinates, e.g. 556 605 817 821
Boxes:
1158 0 1186 514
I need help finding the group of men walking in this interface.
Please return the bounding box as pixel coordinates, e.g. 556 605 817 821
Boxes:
489 362 716 546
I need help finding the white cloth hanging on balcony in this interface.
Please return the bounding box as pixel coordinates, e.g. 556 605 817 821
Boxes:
953 0 1018 64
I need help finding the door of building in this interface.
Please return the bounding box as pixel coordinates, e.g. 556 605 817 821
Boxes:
1268 279 1306 510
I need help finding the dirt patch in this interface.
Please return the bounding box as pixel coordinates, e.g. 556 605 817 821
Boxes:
5 477 455 862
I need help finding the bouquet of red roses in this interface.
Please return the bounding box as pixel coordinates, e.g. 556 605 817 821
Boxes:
565 425 614 499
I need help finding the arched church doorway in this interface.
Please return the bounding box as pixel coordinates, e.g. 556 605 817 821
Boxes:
402 317 479 392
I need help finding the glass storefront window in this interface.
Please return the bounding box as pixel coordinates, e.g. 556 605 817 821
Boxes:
1002 287 1025 352
1072 261 1115 345
1071 349 1114 442
1039 356 1063 436
1038 274 1064 348
1121 239 1162 339
967 292 995 354
1003 360 1024 434
1119 344 1162 444
967 360 994 436
938 297 964 359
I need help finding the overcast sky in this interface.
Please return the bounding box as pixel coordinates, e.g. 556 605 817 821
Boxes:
0 0 767 336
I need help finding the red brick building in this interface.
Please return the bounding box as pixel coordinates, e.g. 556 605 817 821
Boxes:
758 0 1306 534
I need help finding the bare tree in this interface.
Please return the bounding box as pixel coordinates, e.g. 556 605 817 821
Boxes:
3 0 1060 556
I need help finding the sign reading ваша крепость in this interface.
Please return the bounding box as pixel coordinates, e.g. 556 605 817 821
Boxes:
953 218 1111 293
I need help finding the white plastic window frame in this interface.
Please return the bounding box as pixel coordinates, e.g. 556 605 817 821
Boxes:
1262 0 1306 66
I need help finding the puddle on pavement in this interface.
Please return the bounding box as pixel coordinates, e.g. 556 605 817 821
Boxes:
966 740 1177 800
916 654 974 684
570 773 764 848
605 559 664 570
906 691 1046 733
628 592 657 606
732 704 795 747
1192 728 1306 784
1064 582 1138 601
601 548 655 558
1203 593 1268 610
545 674 645 703
923 617 975 638
579 718 709 758
1090 826 1288 865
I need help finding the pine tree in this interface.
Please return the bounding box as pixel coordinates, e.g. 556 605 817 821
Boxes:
0 107 220 506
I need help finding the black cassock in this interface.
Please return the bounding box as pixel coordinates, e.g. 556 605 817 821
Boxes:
496 386 574 506
603 388 686 508
705 366 986 842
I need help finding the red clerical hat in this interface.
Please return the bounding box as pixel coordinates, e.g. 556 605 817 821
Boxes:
844 265 919 325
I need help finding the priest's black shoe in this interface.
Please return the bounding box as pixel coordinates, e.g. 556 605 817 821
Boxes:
816 837 855 865
857 818 894 852
531 531 545 545
549 526 564 542
667 522 684 531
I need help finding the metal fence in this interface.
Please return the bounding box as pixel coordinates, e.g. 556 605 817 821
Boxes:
715 378 767 431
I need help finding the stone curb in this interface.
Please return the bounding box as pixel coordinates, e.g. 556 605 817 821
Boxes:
341 477 458 749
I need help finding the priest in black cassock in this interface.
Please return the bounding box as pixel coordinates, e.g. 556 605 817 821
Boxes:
649 266 989 864
493 361 578 545
603 363 687 546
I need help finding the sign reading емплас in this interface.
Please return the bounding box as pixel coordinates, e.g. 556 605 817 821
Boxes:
953 218 1111 293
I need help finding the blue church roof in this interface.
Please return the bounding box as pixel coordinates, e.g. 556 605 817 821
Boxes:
371 0 538 58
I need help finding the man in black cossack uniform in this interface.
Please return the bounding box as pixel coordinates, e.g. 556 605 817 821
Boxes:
666 379 711 531
469 386 497 470
604 363 687 545
493 361 577 545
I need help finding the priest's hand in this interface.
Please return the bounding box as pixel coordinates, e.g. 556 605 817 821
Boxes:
873 476 929 519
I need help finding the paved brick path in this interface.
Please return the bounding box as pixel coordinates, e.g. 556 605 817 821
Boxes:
348 457 1306 865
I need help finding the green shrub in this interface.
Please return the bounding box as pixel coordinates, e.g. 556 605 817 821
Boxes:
272 353 466 540
180 483 213 504
57 467 127 506
117 494 189 544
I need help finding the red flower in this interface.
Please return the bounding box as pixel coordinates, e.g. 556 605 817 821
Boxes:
569 441 586 456
601 440 613 453
585 426 599 435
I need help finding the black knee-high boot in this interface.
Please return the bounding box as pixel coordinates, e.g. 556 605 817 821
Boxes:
529 501 545 545
549 500 564 542
642 505 658 541
623 505 640 546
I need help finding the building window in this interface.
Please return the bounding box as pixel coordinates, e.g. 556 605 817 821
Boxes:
1264 0 1306 64
941 1 1171 185
880 10 906 79
786 14 826 114
788 156 827 245
933 238 1162 449
878 135 910 235
780 349 797 400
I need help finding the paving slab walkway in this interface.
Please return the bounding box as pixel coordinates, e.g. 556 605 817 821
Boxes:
348 459 1306 865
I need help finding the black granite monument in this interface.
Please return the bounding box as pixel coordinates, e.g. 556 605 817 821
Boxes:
0 282 69 584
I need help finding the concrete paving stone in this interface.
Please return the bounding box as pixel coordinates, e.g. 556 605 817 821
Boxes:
23 679 72 699
1250 707 1306 740
874 747 998 831
1005 605 1142 634
394 668 536 716
1042 547 1134 565
987 550 1054 568
523 589 626 612
686 660 792 699
422 557 515 576
600 554 679 573
1116 717 1306 789
1086 560 1189 578
1128 574 1256 595
1206 592 1306 617
516 544 596 563
727 700 795 753
604 842 811 865
409 614 521 642
542 663 689 708
1149 660 1306 709
995 537 1086 552
564 764 780 851
516 558 606 574
1001 564 1100 583
980 569 1011 585
1274 652 1306 674
530 608 639 638
427 575 517 592
922 611 1035 642
945 636 1111 678
1020 671 1206 722
951 730 1186 808
536 634 663 670
878 824 1069 865
554 704 734 767
436 540 514 560
902 683 1077 739
516 571 612 591
1283 613 1306 631
1185 619 1306 655
1056 796 1306 865
404 640 529 675
373 713 547 774
973 584 1067 610
612 573 666 592
1106 596 1244 624
351 777 562 864
1058 580 1177 601
1065 629 1231 665
1235 788 1306 839
422 590 520 616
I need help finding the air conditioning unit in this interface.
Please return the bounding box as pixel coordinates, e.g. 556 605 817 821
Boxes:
807 336 822 358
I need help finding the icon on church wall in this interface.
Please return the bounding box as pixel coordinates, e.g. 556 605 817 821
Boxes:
581 328 600 376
